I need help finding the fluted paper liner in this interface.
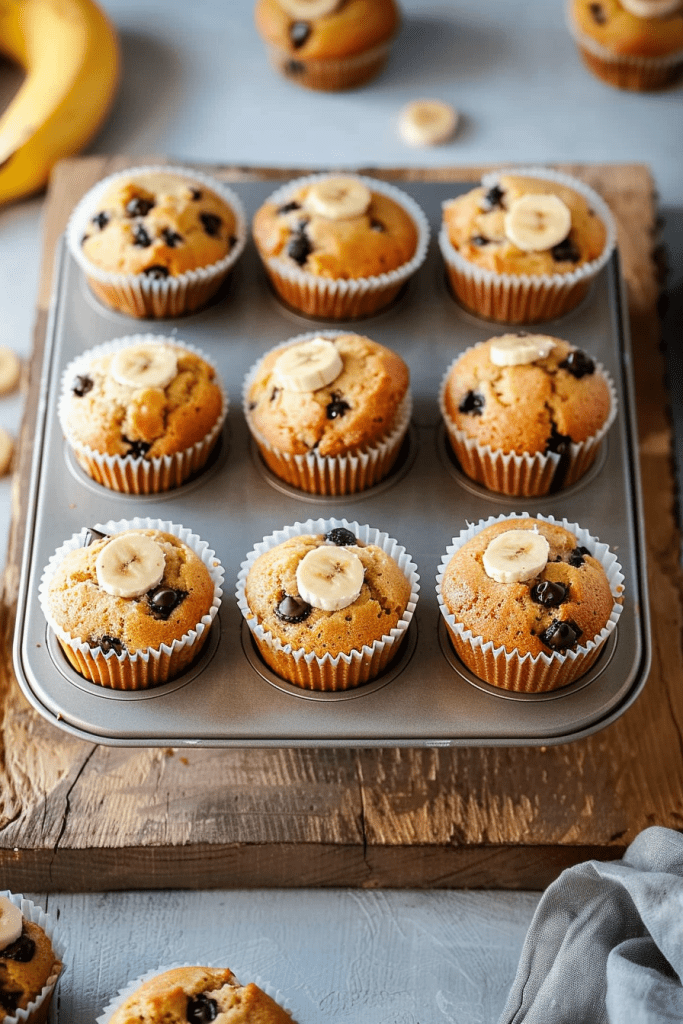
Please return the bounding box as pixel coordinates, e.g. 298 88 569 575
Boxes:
243 331 412 495
58 335 228 494
438 342 618 496
96 962 297 1024
255 173 430 319
237 517 420 691
264 37 393 91
39 518 224 690
439 166 617 324
1 891 66 1024
436 512 624 693
67 165 247 318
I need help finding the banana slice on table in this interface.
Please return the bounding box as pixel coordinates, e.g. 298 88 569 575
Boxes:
620 0 682 17
305 177 372 221
482 529 550 585
296 545 364 611
273 338 343 392
489 334 556 367
0 428 14 476
96 533 166 600
277 0 341 19
504 194 572 253
0 896 22 951
0 346 21 395
398 100 458 147
111 345 178 390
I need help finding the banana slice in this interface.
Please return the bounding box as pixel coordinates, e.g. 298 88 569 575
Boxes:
278 0 341 17
482 529 550 584
398 100 458 147
504 194 572 253
305 177 372 221
0 346 21 395
96 533 166 600
0 896 23 951
296 544 364 611
111 345 178 390
273 338 343 392
620 0 682 17
489 333 556 367
0 428 13 476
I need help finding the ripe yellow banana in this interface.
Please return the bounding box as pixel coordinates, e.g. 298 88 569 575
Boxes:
0 0 119 206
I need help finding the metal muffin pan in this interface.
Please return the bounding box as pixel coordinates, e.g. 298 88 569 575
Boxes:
13 180 651 747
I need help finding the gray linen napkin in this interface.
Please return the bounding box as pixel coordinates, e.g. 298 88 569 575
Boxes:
498 826 683 1024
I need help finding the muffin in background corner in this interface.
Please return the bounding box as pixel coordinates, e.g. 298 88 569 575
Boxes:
0 891 64 1024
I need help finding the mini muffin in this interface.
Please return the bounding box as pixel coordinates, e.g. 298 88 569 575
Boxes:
237 519 419 690
0 892 63 1024
67 165 246 318
568 0 683 90
244 331 411 494
105 967 292 1024
252 173 429 318
440 333 616 496
437 514 624 693
254 0 400 91
59 336 226 494
40 520 224 690
439 167 616 323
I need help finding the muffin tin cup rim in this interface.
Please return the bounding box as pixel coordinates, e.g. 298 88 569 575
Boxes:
0 890 66 1024
565 1 683 67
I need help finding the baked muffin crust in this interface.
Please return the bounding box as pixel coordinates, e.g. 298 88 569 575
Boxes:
572 0 683 56
0 919 60 1018
254 0 400 59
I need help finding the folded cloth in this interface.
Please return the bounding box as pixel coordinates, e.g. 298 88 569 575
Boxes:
498 826 683 1024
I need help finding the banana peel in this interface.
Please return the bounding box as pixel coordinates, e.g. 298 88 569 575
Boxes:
0 0 119 206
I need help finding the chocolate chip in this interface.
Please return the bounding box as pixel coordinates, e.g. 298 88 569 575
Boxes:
132 223 152 248
287 231 313 266
270 387 280 403
96 635 126 655
187 994 219 1023
126 197 154 217
559 348 595 379
551 236 580 263
248 400 257 411
531 580 568 608
1 932 35 963
276 595 312 623
290 20 311 47
0 991 20 1013
539 619 583 652
147 587 187 620
545 422 572 456
189 188 202 201
122 436 151 459
482 184 505 210
81 234 90 245
370 219 386 232
569 546 591 568
72 374 94 397
458 390 485 415
277 201 301 215
589 2 607 23
84 528 108 547
285 59 305 76
471 235 490 246
326 527 356 546
161 227 183 247
92 211 109 230
143 265 170 279
229 234 238 249
200 212 222 237
326 392 350 420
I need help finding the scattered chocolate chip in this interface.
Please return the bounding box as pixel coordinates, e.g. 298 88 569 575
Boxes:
370 219 386 232
81 234 90 245
132 223 152 248
545 423 572 456
96 635 126 655
200 212 222 237
559 348 595 379
482 184 505 210
569 546 591 568
285 59 305 76
147 587 187 620
276 595 312 623
551 236 580 263
589 2 607 24
277 201 302 215
189 188 202 201
326 392 350 420
531 580 568 608
92 211 109 230
248 400 257 411
126 197 154 218
326 527 356 546
471 235 490 246
1 932 35 963
161 227 183 247
228 234 238 249
459 390 485 415
187 993 219 1023
72 374 94 397
289 20 311 47
84 528 108 547
270 387 280 403
539 619 583 652
143 265 170 279
0 991 20 1013
122 436 152 459
287 231 313 266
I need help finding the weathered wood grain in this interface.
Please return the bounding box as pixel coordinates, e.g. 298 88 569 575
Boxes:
1 159 680 892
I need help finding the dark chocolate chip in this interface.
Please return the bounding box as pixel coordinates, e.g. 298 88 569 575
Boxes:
187 993 219 1023
285 59 305 76
458 390 485 416
289 20 311 47
0 990 21 1013
287 232 313 266
248 400 257 411
275 595 312 624
569 545 591 568
545 422 572 456
189 188 203 200
326 527 356 546
147 587 187 620
589 2 607 24
72 374 94 397
97 635 126 655
122 436 152 459
1 932 35 963
471 235 490 246
143 265 170 279
531 580 568 608
482 184 505 210
81 234 90 245
126 197 154 218
277 201 302 215
84 528 108 547
200 212 222 237
229 234 238 249
326 392 350 420
559 348 595 379
161 227 183 247
270 387 280 403
370 219 386 232
92 211 109 230
539 619 583 652
551 236 580 263
132 223 152 248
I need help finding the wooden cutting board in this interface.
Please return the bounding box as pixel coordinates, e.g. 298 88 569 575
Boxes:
0 157 679 892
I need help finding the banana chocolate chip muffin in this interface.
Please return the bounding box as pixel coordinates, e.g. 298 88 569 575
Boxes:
437 514 623 692
106 967 292 1024
440 332 616 496
254 0 400 91
0 893 62 1024
439 168 615 323
244 331 411 494
238 519 419 690
252 173 428 318
59 336 226 494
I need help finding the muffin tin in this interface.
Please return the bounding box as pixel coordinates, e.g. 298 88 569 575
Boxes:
13 179 650 747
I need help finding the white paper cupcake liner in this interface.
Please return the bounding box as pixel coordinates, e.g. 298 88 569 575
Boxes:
243 330 412 495
264 37 393 91
0 891 66 1024
436 512 624 693
58 335 228 494
256 173 430 319
438 343 618 496
236 517 420 691
39 518 224 690
439 166 617 324
96 962 297 1024
67 165 248 318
